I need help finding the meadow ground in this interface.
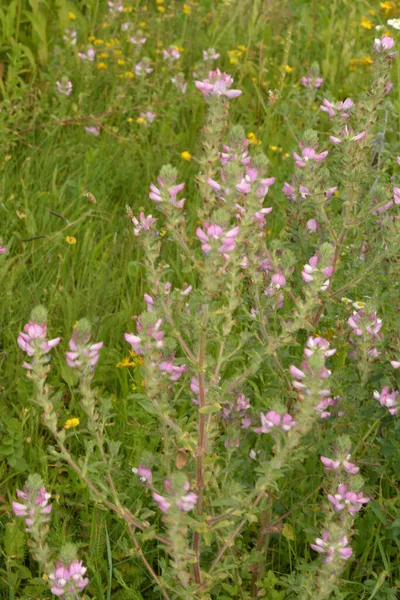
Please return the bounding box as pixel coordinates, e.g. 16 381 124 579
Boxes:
1 1 400 599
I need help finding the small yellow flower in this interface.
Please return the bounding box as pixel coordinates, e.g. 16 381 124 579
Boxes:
360 16 373 29
114 49 122 56
229 57 238 65
127 117 133 123
116 357 135 368
88 36 96 42
183 3 191 14
311 105 317 111
283 153 290 159
73 320 78 329
369 9 376 16
157 5 166 12
181 150 192 161
139 21 147 27
136 357 144 366
101 22 109 29
131 384 137 391
136 117 147 125
269 144 278 151
160 228 167 237
97 62 108 70
247 132 261 145
99 52 108 58
16 210 26 219
156 0 164 3
285 64 294 73
117 59 126 65
129 350 139 358
123 6 133 11
68 11 76 20
237 44 247 51
125 71 135 78
64 417 80 429
5 155 12 161
93 39 104 46
65 236 77 245
43 574 49 582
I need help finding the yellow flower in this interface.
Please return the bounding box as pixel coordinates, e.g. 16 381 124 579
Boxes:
229 57 238 65
99 52 108 58
68 11 76 20
127 117 133 123
123 6 133 11
156 0 164 3
157 5 166 11
117 59 126 65
65 236 77 245
88 36 96 42
97 62 108 69
283 153 290 159
125 71 135 78
285 64 294 73
93 39 104 46
183 3 191 14
101 22 109 29
269 144 278 151
137 117 147 125
129 350 139 358
247 132 261 145
360 16 373 29
116 357 136 368
114 49 122 56
160 228 167 237
237 44 247 51
16 210 26 219
181 150 192 161
311 105 317 111
64 417 80 429
43 574 49 582
139 21 147 27
136 357 144 366
369 9 376 16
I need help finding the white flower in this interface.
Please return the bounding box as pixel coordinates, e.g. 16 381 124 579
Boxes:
388 18 400 30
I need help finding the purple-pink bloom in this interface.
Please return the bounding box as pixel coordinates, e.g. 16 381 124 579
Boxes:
49 560 89 597
132 465 152 485
176 491 198 511
301 74 324 89
196 223 240 254
203 48 220 61
85 126 100 136
12 484 52 532
17 321 60 360
293 146 328 168
310 531 353 563
132 212 157 236
373 386 398 415
56 80 73 96
152 492 171 513
149 180 185 207
195 69 242 99
159 357 187 381
327 484 370 514
65 328 103 371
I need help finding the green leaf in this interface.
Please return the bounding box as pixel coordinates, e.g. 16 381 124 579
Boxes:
199 403 221 414
4 522 26 558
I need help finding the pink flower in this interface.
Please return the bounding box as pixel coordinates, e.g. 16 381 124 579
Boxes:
135 59 153 76
301 74 324 88
132 465 152 485
320 98 336 117
176 491 198 511
195 69 242 99
306 218 319 232
390 360 400 369
374 35 396 54
152 492 171 513
131 212 157 236
129 34 146 46
196 223 240 254
78 48 96 61
149 180 185 207
159 357 187 381
56 80 72 96
13 482 52 531
17 321 60 360
49 560 89 597
0 245 7 254
282 182 297 201
311 531 353 563
293 146 328 168
328 484 370 514
85 126 100 136
203 48 220 61
65 327 103 371
163 46 181 61
373 387 398 415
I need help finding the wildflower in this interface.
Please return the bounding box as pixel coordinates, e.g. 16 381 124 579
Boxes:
129 34 146 46
390 360 400 368
282 181 297 201
0 245 7 254
121 22 133 31
254 410 296 433
12 476 52 532
171 73 187 94
183 3 191 14
85 126 100 136
195 69 242 99
301 255 333 290
64 418 80 429
125 318 164 355
247 132 262 145
285 65 294 73
373 386 398 415
68 11 76 19
348 310 382 337
65 320 103 372
17 312 60 366
135 58 153 75
327 484 370 514
152 492 171 512
149 178 185 207
78 48 96 61
125 71 135 79
137 111 156 125
181 151 192 161
196 223 240 254
65 236 77 244
63 29 77 44
310 531 353 563
374 35 396 56
387 18 400 29
203 48 220 61
361 16 373 29
176 492 198 511
341 297 352 304
49 560 89 597
56 79 73 96
163 46 181 61
306 218 319 232
159 357 187 381
132 465 152 485
97 62 108 69
131 212 157 236
321 455 359 474
108 0 124 13
293 145 328 168
301 74 324 88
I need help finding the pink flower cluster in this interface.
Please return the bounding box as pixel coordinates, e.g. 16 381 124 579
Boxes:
290 337 335 391
222 393 252 442
150 178 186 208
293 142 328 168
132 464 152 486
373 386 398 415
374 35 396 57
320 97 353 119
315 395 342 419
254 410 296 434
301 73 324 89
348 309 382 343
65 330 103 372
282 181 337 203
159 356 187 381
195 69 242 99
17 321 60 369
310 531 352 563
125 318 164 355
321 454 359 474
49 561 89 597
131 212 157 236
196 223 240 255
329 125 366 145
12 485 52 532
153 480 197 513
327 484 370 515
302 254 333 291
